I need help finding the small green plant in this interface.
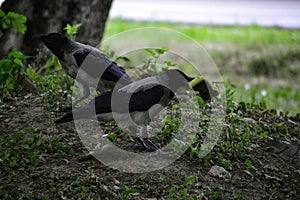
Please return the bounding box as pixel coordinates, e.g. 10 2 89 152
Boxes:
139 173 148 180
0 9 28 93
0 9 27 36
167 176 198 200
123 186 139 200
102 185 139 200
0 48 30 91
107 133 117 143
27 63 72 109
100 45 131 64
161 115 179 138
0 129 73 173
143 47 176 75
64 23 81 39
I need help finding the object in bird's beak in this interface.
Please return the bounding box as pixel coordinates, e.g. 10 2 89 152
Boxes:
189 76 204 88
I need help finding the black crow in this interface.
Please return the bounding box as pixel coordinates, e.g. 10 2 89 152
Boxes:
33 32 133 106
55 69 218 151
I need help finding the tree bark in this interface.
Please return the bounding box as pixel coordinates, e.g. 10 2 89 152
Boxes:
0 0 113 57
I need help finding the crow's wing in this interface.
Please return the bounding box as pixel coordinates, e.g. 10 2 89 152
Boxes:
102 62 133 85
93 85 165 113
55 85 166 124
74 49 132 85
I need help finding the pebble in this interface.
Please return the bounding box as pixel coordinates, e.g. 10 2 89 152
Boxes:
208 165 232 180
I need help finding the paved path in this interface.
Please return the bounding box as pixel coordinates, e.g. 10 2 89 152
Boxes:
110 0 300 28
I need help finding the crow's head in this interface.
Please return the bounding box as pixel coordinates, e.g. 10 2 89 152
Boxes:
163 69 187 88
164 69 218 101
33 32 69 60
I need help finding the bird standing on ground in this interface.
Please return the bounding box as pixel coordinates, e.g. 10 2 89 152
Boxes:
33 32 133 106
55 69 218 151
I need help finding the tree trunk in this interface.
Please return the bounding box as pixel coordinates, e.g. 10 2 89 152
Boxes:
0 0 113 57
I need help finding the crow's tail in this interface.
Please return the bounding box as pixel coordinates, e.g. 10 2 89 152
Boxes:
55 112 74 124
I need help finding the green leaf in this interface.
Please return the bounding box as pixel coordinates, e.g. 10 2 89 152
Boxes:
155 47 169 54
169 187 176 197
245 158 252 167
124 187 139 198
164 61 176 67
9 157 18 167
0 58 11 68
64 23 82 35
2 22 8 29
11 16 27 34
8 48 23 59
13 58 23 67
196 96 206 108
26 67 44 83
5 12 27 34
116 56 130 62
26 137 35 145
145 48 156 57
261 131 268 139
186 176 195 185
13 131 24 142
0 9 5 17
73 23 82 30
45 55 55 68
6 79 15 90
54 56 61 68
64 24 71 33
107 133 117 142
139 173 148 180
241 133 250 141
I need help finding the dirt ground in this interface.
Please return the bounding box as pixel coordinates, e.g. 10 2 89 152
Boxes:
0 94 299 199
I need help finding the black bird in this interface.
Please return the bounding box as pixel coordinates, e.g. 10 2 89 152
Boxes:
33 32 133 105
55 69 218 151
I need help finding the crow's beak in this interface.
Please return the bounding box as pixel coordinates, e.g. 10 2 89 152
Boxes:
32 34 44 40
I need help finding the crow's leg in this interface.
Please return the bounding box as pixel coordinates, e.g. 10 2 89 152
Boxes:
133 137 150 150
128 126 150 150
139 126 161 152
144 138 161 151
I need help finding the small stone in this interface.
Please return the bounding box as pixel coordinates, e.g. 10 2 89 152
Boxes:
264 164 279 171
4 118 10 123
113 178 120 184
113 185 121 190
208 165 231 180
244 117 256 124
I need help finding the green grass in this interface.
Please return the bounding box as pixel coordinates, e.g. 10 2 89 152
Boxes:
104 18 300 47
0 128 73 174
104 18 300 115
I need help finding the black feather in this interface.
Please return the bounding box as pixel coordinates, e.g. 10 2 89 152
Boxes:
55 112 74 123
55 85 168 124
87 85 166 113
102 62 133 84
73 49 91 66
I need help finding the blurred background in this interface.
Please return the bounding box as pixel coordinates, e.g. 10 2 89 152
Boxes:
1 0 300 114
110 0 300 28
106 0 300 115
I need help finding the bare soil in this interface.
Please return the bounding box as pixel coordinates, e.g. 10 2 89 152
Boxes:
0 94 299 199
